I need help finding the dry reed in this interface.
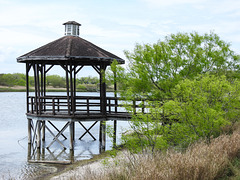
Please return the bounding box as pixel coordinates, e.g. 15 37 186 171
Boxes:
53 130 240 180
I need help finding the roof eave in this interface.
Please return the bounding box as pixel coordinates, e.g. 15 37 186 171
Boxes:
17 55 125 64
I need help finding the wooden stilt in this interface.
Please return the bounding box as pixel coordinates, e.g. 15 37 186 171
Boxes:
42 121 45 142
70 149 74 163
36 120 41 148
28 118 32 144
99 120 106 152
113 120 117 147
69 121 74 150
102 120 106 150
73 122 75 141
37 148 41 160
27 143 31 161
99 121 102 142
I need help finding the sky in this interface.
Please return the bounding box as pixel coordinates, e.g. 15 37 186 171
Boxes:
0 0 240 77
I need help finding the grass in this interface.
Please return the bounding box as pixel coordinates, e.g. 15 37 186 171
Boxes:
52 124 240 180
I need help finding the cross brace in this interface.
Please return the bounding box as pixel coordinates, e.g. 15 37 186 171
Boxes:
78 121 98 140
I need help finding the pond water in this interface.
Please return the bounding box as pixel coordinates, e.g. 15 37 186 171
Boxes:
0 92 131 179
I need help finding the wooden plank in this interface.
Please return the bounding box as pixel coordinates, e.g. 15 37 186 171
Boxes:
28 160 72 165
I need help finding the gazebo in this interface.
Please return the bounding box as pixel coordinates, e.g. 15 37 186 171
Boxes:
17 21 127 152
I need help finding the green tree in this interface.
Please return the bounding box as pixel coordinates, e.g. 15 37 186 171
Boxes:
114 32 240 153
162 74 240 145
46 75 66 88
0 73 26 86
122 74 240 152
120 32 240 100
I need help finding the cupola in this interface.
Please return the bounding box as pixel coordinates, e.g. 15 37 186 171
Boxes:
63 21 81 36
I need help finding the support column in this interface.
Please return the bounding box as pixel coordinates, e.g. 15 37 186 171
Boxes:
113 120 117 148
69 121 74 150
36 120 41 148
99 120 106 152
42 121 45 142
28 118 32 144
100 63 107 116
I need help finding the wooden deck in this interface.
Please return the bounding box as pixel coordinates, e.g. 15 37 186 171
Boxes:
26 95 145 121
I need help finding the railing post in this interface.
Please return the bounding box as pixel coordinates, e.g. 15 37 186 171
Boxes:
115 97 118 113
57 98 60 112
27 96 29 113
31 97 34 114
142 100 145 113
108 99 111 114
52 98 55 115
39 97 42 115
133 100 136 114
87 98 89 116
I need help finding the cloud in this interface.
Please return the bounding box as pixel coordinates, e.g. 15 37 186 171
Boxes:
141 0 207 7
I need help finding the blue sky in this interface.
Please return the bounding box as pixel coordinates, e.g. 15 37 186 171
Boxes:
0 0 240 76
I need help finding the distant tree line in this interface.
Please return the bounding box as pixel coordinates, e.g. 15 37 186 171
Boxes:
0 73 105 91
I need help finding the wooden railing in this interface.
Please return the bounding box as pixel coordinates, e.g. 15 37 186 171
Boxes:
27 96 147 117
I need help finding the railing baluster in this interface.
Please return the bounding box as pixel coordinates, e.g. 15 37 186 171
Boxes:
133 100 136 114
31 97 34 114
108 99 111 113
52 98 55 115
87 98 89 116
57 98 60 112
142 100 144 113
115 97 118 113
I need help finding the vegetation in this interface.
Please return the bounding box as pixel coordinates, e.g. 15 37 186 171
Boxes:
0 73 103 92
107 31 240 150
110 31 240 100
56 123 240 179
103 32 240 179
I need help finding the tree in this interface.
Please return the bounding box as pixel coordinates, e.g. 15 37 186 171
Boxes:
162 74 240 145
122 74 240 152
111 32 240 153
46 75 66 88
120 32 240 100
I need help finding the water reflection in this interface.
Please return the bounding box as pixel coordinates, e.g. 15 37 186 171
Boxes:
27 139 106 164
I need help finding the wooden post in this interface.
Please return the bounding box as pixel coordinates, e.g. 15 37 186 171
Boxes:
99 121 102 142
70 149 74 163
113 71 117 147
26 63 30 113
36 120 41 148
66 64 71 115
27 143 31 161
42 121 45 142
69 121 74 150
33 64 39 114
99 120 106 151
114 70 117 113
28 118 32 144
70 64 74 114
36 64 41 114
100 63 107 116
113 120 117 148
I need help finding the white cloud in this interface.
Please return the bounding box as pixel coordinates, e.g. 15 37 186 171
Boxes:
141 0 207 7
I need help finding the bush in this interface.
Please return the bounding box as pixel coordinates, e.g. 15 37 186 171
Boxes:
122 74 240 153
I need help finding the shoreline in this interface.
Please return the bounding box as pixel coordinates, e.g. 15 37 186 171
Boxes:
44 148 123 180
0 85 114 92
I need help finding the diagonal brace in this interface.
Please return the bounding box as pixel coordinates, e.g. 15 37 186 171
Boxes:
46 122 70 149
78 121 98 140
48 121 67 140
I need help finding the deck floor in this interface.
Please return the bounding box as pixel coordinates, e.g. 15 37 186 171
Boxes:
26 111 132 121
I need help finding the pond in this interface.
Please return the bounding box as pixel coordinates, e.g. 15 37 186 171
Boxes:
0 92 130 179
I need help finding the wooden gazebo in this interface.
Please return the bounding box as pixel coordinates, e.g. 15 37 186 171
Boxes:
17 21 127 152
